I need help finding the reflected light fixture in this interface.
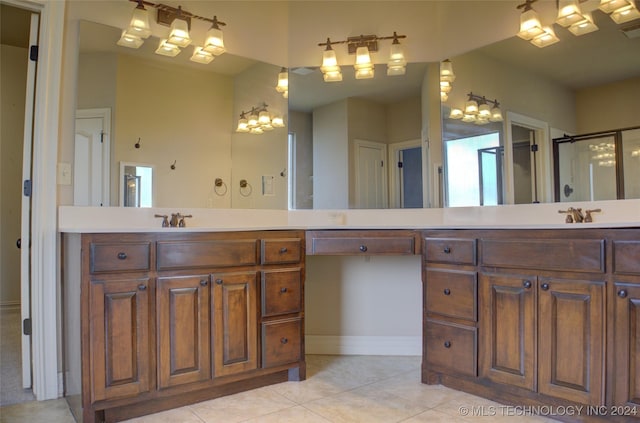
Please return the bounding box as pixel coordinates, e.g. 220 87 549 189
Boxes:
236 103 285 135
275 67 289 98
516 0 544 40
568 12 599 35
556 0 585 27
449 93 503 125
531 26 560 47
609 2 640 23
118 0 227 64
317 32 407 82
439 59 455 102
599 0 632 12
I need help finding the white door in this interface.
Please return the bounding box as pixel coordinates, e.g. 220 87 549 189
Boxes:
19 11 40 390
354 140 387 208
74 109 110 206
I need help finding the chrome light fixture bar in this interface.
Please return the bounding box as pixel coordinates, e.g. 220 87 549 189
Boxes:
118 0 227 64
317 32 407 82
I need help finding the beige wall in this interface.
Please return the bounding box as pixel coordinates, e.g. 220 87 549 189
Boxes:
288 111 313 209
576 76 640 134
1 45 27 306
388 96 422 144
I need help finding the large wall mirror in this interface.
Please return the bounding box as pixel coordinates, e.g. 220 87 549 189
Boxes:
75 20 289 209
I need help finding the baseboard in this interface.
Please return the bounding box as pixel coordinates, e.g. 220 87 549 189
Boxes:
305 335 421 356
0 301 21 311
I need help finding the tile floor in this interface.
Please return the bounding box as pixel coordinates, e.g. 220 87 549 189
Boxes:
0 355 559 423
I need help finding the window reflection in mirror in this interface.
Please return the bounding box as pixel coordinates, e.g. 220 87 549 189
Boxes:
120 162 153 207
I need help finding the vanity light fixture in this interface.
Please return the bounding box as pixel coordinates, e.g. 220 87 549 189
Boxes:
118 0 227 64
516 0 545 40
568 12 599 36
531 26 560 47
608 2 640 23
599 0 632 12
317 32 407 82
449 93 503 125
556 0 586 27
275 67 289 98
439 59 455 102
235 103 285 135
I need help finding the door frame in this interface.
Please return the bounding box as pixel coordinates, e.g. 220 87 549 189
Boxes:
388 139 422 208
353 139 388 208
6 0 65 400
504 112 551 204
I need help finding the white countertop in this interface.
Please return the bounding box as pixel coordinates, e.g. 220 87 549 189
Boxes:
58 199 640 233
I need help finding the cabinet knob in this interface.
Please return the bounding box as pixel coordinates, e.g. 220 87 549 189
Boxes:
541 283 550 291
443 247 451 254
523 280 532 289
200 280 208 286
618 289 628 299
280 287 288 293
117 252 127 260
443 288 451 296
444 341 451 348
280 337 288 344
215 279 223 285
279 247 288 253
359 245 368 252
137 284 146 291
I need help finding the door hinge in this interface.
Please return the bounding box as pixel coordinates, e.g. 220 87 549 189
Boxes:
397 161 403 168
23 180 32 197
531 144 539 152
23 318 32 336
29 45 38 61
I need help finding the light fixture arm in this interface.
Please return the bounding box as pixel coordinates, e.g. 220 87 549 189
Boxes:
517 0 538 12
467 92 500 108
317 32 407 52
127 0 226 26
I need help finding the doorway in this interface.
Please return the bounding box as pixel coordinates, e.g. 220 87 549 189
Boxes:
354 139 388 208
74 108 111 206
0 2 38 405
389 140 423 208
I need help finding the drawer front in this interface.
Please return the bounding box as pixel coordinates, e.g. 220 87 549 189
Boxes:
424 238 476 265
426 319 477 377
310 236 415 255
425 269 477 321
262 318 302 368
262 238 302 264
262 269 302 317
157 239 258 270
480 238 604 273
90 242 151 273
613 241 640 275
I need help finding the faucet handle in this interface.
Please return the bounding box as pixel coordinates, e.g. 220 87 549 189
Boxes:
154 214 169 227
558 209 574 223
584 209 602 223
178 214 193 227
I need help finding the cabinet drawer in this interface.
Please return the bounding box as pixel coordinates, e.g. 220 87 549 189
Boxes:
90 242 151 273
480 238 604 273
613 241 640 275
157 240 258 270
425 269 477 321
262 318 302 368
308 231 416 255
424 238 476 265
426 319 477 377
262 269 302 317
261 238 302 264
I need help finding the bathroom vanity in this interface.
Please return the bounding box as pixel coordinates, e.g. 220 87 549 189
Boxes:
61 203 640 422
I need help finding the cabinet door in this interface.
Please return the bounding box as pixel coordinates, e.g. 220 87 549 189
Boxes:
212 271 258 377
479 273 536 391
538 278 604 405
157 275 211 389
89 278 150 402
613 283 640 407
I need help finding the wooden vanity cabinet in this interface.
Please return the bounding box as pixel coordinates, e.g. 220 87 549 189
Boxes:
74 231 305 423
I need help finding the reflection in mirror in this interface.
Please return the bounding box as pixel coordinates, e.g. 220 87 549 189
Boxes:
288 63 429 209
120 162 153 207
441 10 640 207
77 20 288 209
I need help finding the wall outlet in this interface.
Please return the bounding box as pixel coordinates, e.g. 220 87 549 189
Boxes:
57 162 72 185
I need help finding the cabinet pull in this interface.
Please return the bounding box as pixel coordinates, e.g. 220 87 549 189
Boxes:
443 247 451 254
138 284 146 291
280 337 288 344
359 245 368 252
279 247 288 253
444 341 451 348
215 279 223 285
200 280 208 286
523 280 532 289
443 288 451 296
541 282 550 291
618 289 628 298
117 252 127 260
280 287 288 293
